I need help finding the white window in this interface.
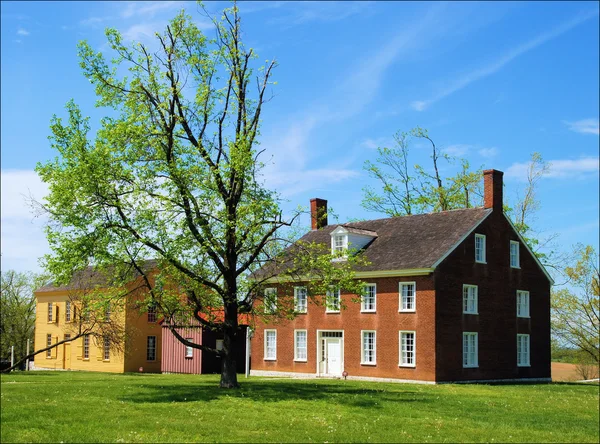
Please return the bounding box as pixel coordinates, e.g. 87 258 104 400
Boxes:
83 335 90 359
475 234 486 263
294 330 307 361
294 287 307 313
463 285 478 314
326 287 341 312
399 331 416 367
510 241 520 268
361 284 376 312
517 290 530 318
332 234 347 255
264 329 277 360
517 334 530 367
147 336 156 361
48 302 53 322
399 282 416 312
185 338 194 358
216 339 224 351
103 336 110 361
46 334 52 358
264 288 277 314
65 301 71 322
361 330 376 365
463 332 478 368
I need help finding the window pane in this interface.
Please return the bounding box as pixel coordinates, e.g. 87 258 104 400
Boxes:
401 332 415 365
362 331 375 363
295 331 307 360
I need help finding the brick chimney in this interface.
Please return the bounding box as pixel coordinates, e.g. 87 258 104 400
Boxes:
483 169 504 212
310 198 328 230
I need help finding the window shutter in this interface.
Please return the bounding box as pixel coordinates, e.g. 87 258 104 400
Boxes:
52 336 59 358
96 346 104 361
54 305 59 324
76 344 83 360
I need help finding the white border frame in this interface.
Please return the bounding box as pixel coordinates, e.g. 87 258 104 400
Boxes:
463 284 479 315
294 329 308 362
516 290 530 318
517 334 531 367
325 287 341 313
264 329 277 361
361 283 377 313
399 281 417 313
316 329 344 376
294 286 308 314
360 330 377 366
475 233 487 264
462 332 479 368
510 240 521 269
399 330 416 368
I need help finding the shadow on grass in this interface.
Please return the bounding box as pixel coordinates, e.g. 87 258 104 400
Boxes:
117 378 431 408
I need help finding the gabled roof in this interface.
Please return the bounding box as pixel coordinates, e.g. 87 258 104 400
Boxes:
35 260 158 293
297 207 492 272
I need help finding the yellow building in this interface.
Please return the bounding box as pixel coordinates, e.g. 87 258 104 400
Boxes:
34 272 162 373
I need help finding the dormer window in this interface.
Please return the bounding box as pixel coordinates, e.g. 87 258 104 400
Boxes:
330 225 377 261
333 234 347 255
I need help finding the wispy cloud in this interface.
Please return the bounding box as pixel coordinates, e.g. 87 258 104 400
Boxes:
444 144 471 157
268 1 373 27
262 167 360 198
259 3 449 197
1 170 50 273
506 156 600 181
412 8 600 111
478 147 498 158
17 28 29 36
120 1 189 19
360 137 394 150
564 118 600 135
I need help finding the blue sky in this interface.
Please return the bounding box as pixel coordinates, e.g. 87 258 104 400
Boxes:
1 1 599 273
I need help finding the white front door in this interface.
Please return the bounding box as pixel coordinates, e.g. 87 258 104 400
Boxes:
326 339 342 375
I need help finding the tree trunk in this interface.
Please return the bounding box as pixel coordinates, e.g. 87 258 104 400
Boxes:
220 346 239 388
219 299 240 388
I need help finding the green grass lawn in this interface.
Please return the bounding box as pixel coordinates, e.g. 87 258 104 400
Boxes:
1 372 598 443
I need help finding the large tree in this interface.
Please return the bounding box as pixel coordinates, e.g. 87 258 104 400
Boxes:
551 244 600 365
361 127 483 217
36 5 363 388
0 271 44 365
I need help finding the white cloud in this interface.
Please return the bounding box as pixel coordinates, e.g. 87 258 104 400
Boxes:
412 8 599 111
444 144 471 157
16 28 29 36
122 22 161 42
360 137 394 150
1 170 50 273
505 157 600 181
120 1 188 19
564 118 600 135
478 147 498 158
261 167 360 198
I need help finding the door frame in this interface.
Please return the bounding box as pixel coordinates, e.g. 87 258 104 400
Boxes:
316 330 344 376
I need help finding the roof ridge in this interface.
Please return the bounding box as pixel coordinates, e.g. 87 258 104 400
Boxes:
323 206 488 229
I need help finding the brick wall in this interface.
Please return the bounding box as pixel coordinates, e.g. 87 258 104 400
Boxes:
434 210 551 382
251 275 437 381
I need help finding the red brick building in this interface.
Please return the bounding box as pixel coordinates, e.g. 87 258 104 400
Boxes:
250 170 553 383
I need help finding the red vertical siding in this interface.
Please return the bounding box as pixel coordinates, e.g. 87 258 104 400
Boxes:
161 326 203 374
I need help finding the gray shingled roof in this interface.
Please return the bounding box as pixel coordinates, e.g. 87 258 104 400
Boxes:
297 207 492 271
35 260 158 293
